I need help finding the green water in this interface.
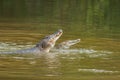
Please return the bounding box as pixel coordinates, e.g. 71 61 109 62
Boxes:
0 25 119 80
0 0 120 80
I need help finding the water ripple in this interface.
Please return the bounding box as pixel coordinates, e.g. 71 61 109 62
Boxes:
78 69 119 73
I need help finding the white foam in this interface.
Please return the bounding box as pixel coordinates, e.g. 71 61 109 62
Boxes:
12 57 34 60
0 42 33 51
0 42 113 58
78 69 119 73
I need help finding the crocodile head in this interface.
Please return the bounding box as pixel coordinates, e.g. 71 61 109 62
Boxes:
57 39 80 49
36 29 63 52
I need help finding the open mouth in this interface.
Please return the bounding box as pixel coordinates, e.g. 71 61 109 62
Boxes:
56 32 62 37
49 29 63 42
56 29 63 37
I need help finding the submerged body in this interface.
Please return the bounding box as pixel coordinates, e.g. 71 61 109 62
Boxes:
0 29 63 54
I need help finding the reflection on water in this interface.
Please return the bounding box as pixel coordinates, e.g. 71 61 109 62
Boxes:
0 0 120 79
0 30 120 80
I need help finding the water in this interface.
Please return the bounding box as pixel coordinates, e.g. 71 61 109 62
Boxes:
0 27 119 80
0 0 120 80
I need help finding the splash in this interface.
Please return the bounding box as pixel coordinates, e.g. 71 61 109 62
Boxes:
0 42 33 51
52 48 112 58
0 42 112 58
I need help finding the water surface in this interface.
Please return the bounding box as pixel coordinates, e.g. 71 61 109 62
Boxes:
0 0 120 80
0 26 119 80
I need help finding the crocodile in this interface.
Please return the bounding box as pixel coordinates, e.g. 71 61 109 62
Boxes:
56 39 80 49
0 29 63 54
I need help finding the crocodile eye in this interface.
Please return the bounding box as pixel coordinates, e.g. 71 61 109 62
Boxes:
46 36 49 38
43 36 49 39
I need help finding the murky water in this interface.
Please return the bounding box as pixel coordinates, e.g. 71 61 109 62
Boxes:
0 25 120 80
0 0 120 79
